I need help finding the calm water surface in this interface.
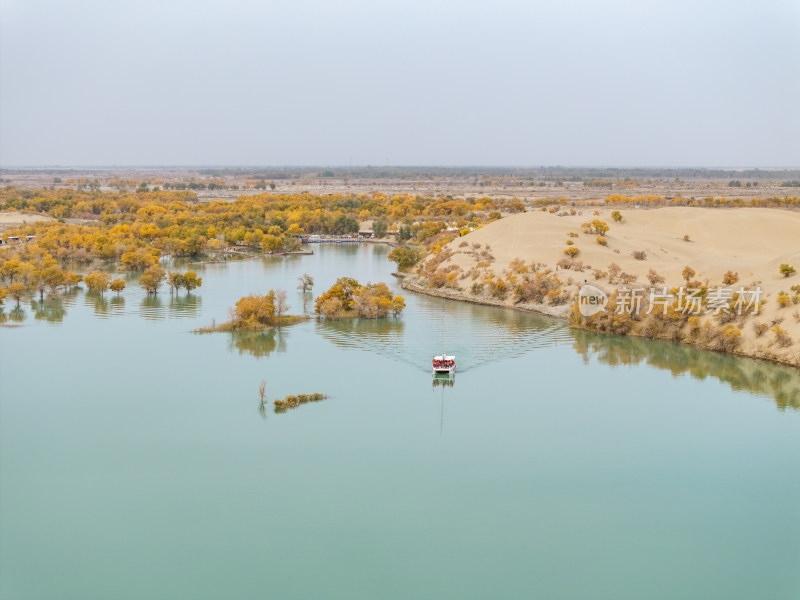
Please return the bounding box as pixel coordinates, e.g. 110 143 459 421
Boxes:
1 245 798 600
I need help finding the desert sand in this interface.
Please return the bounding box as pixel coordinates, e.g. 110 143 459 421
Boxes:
0 212 55 228
408 207 800 367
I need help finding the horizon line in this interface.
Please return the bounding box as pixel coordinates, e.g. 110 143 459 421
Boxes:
2 165 800 171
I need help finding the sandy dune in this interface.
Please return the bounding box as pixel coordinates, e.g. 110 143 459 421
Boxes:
431 207 800 366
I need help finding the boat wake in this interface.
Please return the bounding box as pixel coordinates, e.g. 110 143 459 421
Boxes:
315 299 573 372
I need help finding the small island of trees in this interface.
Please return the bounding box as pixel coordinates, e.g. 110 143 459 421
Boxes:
314 277 405 318
196 288 307 332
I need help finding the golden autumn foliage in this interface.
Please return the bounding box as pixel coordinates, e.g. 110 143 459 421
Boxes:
582 219 609 235
138 266 166 295
722 271 739 285
7 283 26 304
84 271 110 294
0 186 508 307
194 289 306 333
109 278 126 294
233 292 277 327
0 187 504 268
182 270 202 292
167 270 201 294
314 278 404 318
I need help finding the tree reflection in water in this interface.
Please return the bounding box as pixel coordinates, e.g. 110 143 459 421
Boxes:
168 294 201 317
60 287 81 308
86 291 110 316
316 317 405 354
322 316 406 334
140 295 164 320
30 298 67 323
3 305 27 323
571 329 800 411
139 294 201 320
228 329 288 358
110 296 125 311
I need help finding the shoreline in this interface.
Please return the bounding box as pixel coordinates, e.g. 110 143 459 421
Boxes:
399 274 800 369
398 274 571 320
362 238 401 248
189 239 397 266
193 314 310 333
189 249 313 265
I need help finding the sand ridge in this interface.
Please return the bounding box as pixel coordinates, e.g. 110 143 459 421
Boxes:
427 206 800 366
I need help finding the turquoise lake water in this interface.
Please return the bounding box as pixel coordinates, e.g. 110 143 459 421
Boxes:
1 244 798 599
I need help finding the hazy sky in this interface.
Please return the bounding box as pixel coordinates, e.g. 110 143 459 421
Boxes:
1 0 798 167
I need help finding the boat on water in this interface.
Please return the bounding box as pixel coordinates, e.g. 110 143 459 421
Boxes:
432 355 456 375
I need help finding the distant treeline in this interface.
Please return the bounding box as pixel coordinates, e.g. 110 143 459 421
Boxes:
196 166 800 182
4 166 800 182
